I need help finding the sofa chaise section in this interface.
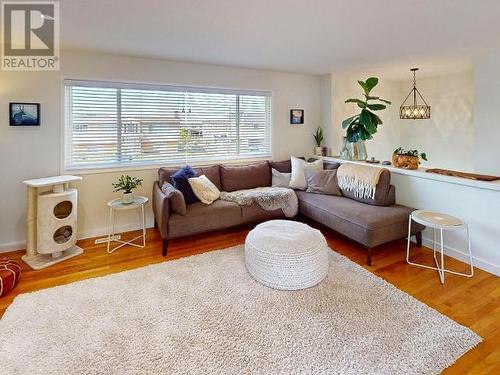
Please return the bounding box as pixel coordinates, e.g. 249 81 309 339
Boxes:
296 168 424 265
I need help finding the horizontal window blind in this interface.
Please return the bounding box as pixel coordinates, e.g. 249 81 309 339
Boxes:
64 80 272 170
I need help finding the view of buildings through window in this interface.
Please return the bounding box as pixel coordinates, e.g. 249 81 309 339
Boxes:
65 82 271 170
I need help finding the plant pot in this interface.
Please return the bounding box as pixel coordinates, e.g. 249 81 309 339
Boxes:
347 141 367 161
122 192 134 204
315 147 323 156
392 154 419 169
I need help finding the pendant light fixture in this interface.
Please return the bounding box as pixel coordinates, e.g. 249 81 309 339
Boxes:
400 68 431 119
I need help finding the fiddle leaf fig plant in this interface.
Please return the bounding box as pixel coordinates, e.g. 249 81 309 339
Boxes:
342 77 391 143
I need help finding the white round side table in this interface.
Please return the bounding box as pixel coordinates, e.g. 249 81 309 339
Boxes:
106 196 148 254
406 210 474 284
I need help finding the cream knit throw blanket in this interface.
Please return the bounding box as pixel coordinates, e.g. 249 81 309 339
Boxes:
220 187 298 218
337 163 383 199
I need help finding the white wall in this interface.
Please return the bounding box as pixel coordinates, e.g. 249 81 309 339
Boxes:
0 50 322 251
474 48 500 175
398 72 474 171
327 70 475 171
393 173 500 276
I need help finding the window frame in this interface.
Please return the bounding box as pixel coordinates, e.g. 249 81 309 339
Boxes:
62 79 273 173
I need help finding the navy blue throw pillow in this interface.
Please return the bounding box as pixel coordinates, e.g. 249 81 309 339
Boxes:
171 166 199 204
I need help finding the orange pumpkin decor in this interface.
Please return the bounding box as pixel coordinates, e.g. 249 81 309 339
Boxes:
0 259 21 298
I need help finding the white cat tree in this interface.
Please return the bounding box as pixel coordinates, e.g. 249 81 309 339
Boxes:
22 175 83 270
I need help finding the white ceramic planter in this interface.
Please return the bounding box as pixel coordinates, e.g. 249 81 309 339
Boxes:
122 192 134 204
315 147 323 156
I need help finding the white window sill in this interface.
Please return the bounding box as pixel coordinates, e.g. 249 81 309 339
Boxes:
63 155 273 175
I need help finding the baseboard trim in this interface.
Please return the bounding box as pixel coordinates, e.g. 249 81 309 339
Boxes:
0 220 154 254
421 236 500 277
0 240 26 253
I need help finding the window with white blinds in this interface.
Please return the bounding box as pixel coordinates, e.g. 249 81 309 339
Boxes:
64 80 272 170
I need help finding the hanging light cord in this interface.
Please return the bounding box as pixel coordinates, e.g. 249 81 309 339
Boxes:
400 68 430 107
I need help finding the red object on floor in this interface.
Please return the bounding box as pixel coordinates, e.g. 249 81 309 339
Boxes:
0 259 21 298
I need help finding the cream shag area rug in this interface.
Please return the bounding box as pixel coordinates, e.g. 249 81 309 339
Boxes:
0 246 480 374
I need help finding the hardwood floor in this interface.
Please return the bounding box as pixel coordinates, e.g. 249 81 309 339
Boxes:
1 222 499 374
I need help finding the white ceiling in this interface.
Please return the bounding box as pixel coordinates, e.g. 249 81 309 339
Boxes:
59 0 500 76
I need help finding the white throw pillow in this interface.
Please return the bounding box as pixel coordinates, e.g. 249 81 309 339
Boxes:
188 175 221 204
271 168 291 188
289 157 323 190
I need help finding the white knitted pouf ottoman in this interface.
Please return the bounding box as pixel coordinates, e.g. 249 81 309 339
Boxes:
245 220 329 290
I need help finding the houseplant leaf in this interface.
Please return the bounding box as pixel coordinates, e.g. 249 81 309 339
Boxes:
342 115 358 129
357 80 368 94
369 111 383 125
367 104 386 111
359 109 378 135
364 77 379 93
358 126 373 140
345 98 366 107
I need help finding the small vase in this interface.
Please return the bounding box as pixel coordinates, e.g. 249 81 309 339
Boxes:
315 146 323 156
339 137 351 160
122 192 134 204
347 140 368 161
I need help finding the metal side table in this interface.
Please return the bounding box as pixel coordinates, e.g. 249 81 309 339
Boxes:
107 196 148 254
406 210 474 284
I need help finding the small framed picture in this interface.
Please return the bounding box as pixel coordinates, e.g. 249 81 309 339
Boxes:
290 109 304 124
9 103 40 126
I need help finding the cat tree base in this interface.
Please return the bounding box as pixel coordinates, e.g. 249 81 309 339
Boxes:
21 245 83 270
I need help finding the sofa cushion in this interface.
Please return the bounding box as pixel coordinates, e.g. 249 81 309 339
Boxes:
271 168 291 188
168 200 242 238
340 169 394 206
158 165 221 190
241 203 284 223
296 191 422 247
307 158 340 170
270 160 292 173
220 161 271 192
158 167 178 187
171 166 199 204
161 182 187 215
188 175 220 205
324 161 341 170
305 169 341 196
289 157 323 190
195 165 222 190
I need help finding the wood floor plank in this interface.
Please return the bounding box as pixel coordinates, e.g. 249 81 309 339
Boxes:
0 223 498 374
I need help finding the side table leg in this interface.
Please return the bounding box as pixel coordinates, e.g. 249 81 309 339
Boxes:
141 204 146 247
466 224 474 277
107 207 113 253
438 229 445 284
406 214 412 263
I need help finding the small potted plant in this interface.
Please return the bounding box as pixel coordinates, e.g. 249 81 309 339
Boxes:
392 147 428 170
313 127 325 156
112 175 143 204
